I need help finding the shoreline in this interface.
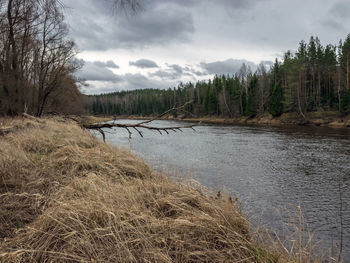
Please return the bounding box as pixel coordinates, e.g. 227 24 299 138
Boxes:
105 112 350 129
0 116 331 261
0 116 282 262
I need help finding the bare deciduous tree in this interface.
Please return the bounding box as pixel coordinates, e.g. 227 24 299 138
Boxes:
0 0 82 116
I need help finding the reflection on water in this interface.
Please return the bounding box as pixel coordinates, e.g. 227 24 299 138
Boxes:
100 120 350 258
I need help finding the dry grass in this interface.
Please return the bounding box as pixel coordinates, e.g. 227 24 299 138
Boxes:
0 117 322 262
78 115 115 125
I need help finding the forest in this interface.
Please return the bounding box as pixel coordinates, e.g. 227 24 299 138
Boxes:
86 35 350 118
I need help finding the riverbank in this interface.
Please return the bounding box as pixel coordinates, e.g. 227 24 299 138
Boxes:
113 111 350 129
185 112 350 128
0 116 296 262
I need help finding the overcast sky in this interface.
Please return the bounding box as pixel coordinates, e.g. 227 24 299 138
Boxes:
62 0 350 94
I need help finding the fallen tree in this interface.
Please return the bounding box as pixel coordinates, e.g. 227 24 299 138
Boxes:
82 102 200 141
0 102 199 141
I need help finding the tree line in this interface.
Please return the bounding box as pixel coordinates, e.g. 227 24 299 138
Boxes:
86 35 350 118
0 0 85 116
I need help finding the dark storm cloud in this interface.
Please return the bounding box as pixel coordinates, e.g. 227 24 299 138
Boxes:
65 0 194 51
129 59 158 68
200 59 257 75
76 59 121 82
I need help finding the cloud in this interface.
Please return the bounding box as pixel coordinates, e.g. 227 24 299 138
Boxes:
76 59 121 82
116 6 194 48
320 19 344 31
92 60 119 68
80 81 120 95
80 73 178 95
200 59 257 75
78 57 271 95
329 1 350 18
129 59 158 68
65 0 350 95
150 70 178 80
105 60 119 68
148 0 198 7
65 0 195 51
183 66 208 76
149 64 187 80
320 1 350 32
167 64 183 75
76 58 198 95
150 0 263 10
123 73 171 90
149 63 209 80
219 0 265 10
260 60 274 67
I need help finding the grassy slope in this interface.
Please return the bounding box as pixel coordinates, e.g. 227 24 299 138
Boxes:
0 117 318 262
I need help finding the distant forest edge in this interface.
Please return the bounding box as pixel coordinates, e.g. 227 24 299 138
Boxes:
86 35 350 118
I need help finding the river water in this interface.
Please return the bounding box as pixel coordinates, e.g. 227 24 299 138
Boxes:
99 120 350 259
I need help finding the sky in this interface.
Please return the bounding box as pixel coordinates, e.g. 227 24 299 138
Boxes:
62 0 350 95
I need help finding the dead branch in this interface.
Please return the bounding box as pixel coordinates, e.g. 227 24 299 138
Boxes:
97 128 105 142
83 121 198 142
82 102 200 142
22 113 44 123
137 101 193 125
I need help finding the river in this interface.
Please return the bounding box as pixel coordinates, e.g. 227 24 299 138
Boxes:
98 120 350 259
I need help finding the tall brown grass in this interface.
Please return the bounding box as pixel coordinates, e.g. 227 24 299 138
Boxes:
0 117 323 262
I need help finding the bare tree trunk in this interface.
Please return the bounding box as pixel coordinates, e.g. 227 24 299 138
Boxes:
239 91 243 115
338 66 341 112
297 72 306 119
7 0 20 113
222 86 232 117
347 54 349 90
318 69 321 107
